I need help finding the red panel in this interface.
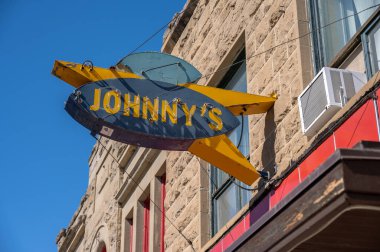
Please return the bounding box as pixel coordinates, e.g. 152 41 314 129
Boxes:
210 241 223 252
101 246 107 252
244 213 250 229
222 219 245 249
334 100 378 148
160 175 166 252
128 219 133 252
377 88 380 135
143 198 150 252
249 194 269 225
299 135 335 181
270 168 300 208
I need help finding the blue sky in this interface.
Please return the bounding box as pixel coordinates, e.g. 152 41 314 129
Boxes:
0 1 186 251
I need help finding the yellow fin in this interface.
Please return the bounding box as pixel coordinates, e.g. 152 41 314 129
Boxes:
188 134 260 185
180 83 276 115
51 60 142 88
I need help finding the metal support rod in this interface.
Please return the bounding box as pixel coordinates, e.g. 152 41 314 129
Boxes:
141 62 180 73
372 93 380 141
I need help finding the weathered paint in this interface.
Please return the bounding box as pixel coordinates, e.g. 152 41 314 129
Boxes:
117 52 202 85
65 78 239 151
54 55 276 186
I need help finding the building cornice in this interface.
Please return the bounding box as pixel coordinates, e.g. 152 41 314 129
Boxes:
161 0 199 53
56 214 86 252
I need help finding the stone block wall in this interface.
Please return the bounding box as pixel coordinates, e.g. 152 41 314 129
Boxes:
162 0 314 250
164 153 201 251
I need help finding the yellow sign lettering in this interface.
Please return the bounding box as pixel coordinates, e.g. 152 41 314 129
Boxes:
90 88 101 111
209 108 223 131
124 94 140 118
142 96 159 121
90 89 225 129
161 100 177 124
103 90 121 114
181 104 197 126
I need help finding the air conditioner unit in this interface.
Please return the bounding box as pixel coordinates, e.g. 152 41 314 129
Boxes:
298 67 367 136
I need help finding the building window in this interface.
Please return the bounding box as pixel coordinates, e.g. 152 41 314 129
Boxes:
363 15 380 78
143 197 150 252
160 174 166 252
97 242 107 252
310 0 380 71
125 218 133 252
211 49 251 234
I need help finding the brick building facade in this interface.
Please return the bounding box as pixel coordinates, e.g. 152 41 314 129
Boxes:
56 0 380 251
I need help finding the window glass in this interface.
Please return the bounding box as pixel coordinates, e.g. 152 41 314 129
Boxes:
211 51 251 233
215 183 238 229
212 62 250 189
367 19 380 75
313 0 380 68
225 62 250 159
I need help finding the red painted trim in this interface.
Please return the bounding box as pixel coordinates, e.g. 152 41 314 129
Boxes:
299 135 335 181
375 88 380 141
334 100 378 148
160 174 166 252
270 168 300 208
249 194 270 225
222 220 245 249
128 219 133 252
244 214 250 230
143 198 150 252
210 241 223 252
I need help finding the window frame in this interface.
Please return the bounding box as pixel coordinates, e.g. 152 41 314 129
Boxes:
127 218 133 252
362 14 380 79
160 174 166 252
210 49 251 235
143 197 150 252
308 0 380 73
309 0 325 73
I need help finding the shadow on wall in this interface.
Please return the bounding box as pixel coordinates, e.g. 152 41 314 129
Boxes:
262 108 276 177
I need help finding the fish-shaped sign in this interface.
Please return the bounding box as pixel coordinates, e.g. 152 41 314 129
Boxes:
52 52 276 185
